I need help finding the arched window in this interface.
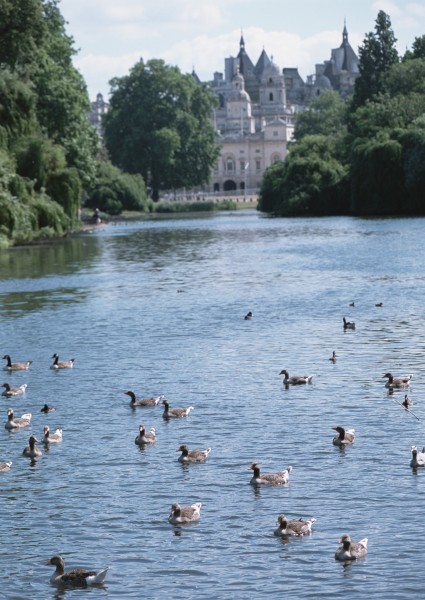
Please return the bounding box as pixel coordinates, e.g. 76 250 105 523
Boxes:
213 183 220 192
225 156 235 173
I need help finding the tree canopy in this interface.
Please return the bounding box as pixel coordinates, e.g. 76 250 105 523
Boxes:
103 58 220 200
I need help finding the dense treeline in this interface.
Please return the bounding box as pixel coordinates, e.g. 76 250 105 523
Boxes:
259 11 425 216
0 0 149 247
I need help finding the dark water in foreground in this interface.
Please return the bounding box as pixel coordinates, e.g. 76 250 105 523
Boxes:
1 212 425 599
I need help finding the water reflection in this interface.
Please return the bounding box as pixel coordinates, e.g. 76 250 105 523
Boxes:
0 288 89 317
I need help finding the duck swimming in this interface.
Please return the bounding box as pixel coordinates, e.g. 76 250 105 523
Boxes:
162 399 194 418
2 355 32 370
42 426 63 444
168 502 202 524
335 534 368 561
22 435 42 458
410 445 425 467
50 353 75 369
125 390 163 407
5 408 31 430
383 373 411 388
244 311 253 320
1 383 27 397
402 394 412 408
343 317 355 330
279 370 313 385
332 426 355 446
134 424 157 445
274 515 317 536
177 444 211 463
249 463 292 485
47 555 109 588
329 351 337 363
41 404 56 413
0 461 12 472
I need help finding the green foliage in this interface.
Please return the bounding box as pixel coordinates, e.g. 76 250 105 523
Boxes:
15 135 66 191
294 91 348 140
85 160 148 215
352 11 399 108
403 35 425 60
46 167 81 221
0 0 45 70
259 136 349 215
104 58 219 200
0 71 37 147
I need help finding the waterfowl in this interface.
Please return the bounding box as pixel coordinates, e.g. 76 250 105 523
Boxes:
41 404 56 413
375 302 383 307
343 317 355 330
0 460 12 472
335 534 368 561
124 390 163 407
274 515 317 536
329 351 337 363
332 426 355 446
402 394 412 408
177 444 211 463
1 382 27 397
383 372 411 388
279 369 313 385
51 353 75 369
410 445 425 467
162 399 194 418
42 426 63 444
5 408 31 430
134 424 157 445
244 311 253 320
47 555 109 588
168 502 202 524
22 435 42 458
349 302 355 307
249 463 292 485
2 355 32 371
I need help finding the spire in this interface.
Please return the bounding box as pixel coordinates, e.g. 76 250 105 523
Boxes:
240 29 245 52
342 19 348 44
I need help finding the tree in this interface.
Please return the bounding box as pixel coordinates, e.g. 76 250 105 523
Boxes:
294 91 347 141
352 11 399 108
403 35 425 60
104 58 219 200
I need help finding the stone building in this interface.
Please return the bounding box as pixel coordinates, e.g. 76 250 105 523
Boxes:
203 24 359 195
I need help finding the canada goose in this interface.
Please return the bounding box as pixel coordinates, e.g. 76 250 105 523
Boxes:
5 408 31 430
410 445 425 468
46 555 109 587
42 426 63 444
124 390 163 407
1 383 27 397
41 404 56 413
335 534 368 561
177 444 211 463
134 424 157 445
249 463 292 485
244 311 253 320
332 426 355 446
162 399 194 418
383 373 411 388
402 394 412 408
51 353 75 369
274 515 317 536
168 502 202 524
329 352 337 363
279 370 313 385
343 317 355 330
22 435 42 458
2 355 32 370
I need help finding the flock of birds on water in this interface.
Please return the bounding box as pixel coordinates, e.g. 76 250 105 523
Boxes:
1 303 423 588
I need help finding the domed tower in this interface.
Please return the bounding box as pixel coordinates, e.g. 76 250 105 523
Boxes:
259 56 287 115
225 68 255 134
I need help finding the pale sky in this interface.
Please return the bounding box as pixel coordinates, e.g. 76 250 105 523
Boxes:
58 0 425 100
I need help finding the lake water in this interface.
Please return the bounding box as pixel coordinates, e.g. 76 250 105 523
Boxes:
1 211 425 599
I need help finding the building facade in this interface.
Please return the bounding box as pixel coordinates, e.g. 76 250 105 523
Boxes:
203 25 359 195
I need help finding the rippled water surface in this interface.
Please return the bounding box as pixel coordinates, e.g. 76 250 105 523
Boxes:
1 212 425 598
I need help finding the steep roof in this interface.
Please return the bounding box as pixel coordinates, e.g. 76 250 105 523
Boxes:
254 49 271 79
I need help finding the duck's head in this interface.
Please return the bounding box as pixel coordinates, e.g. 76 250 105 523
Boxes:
29 435 38 444
249 463 259 471
7 408 13 417
44 426 50 435
51 353 59 359
2 383 10 390
170 503 181 516
332 426 345 436
177 444 188 453
162 399 169 406
383 372 392 379
124 390 136 399
2 355 10 360
279 369 288 376
338 534 352 548
276 514 287 526
139 424 145 432
47 555 64 569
